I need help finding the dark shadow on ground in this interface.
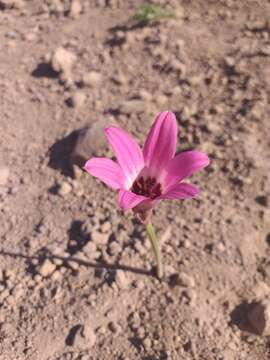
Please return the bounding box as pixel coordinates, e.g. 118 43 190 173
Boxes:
67 220 89 255
47 129 80 177
0 249 153 277
31 62 58 79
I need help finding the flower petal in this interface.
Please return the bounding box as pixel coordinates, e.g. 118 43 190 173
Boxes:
118 189 147 211
164 151 210 189
84 157 125 189
105 127 144 188
143 111 177 175
158 182 199 200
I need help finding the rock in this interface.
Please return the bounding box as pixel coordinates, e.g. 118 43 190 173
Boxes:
115 270 130 290
161 226 171 244
66 323 96 347
39 259 56 277
69 0 82 18
111 72 127 86
108 321 121 334
100 221 111 233
169 272 195 288
82 71 102 88
0 167 9 186
70 121 107 170
83 241 100 260
134 279 145 290
68 91 86 108
51 47 77 75
248 299 270 336
57 181 72 196
108 241 122 256
23 32 37 42
91 231 109 245
143 337 152 349
155 94 168 106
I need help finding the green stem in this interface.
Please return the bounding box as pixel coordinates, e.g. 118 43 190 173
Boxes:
146 222 163 279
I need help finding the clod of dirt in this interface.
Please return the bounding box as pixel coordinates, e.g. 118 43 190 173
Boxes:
70 121 107 170
115 270 130 290
69 0 82 18
66 323 96 348
248 299 270 336
67 91 86 108
82 71 102 88
108 321 121 334
91 231 109 245
83 241 99 260
155 94 168 106
57 181 72 196
169 272 195 288
51 47 77 76
0 166 9 186
39 259 56 277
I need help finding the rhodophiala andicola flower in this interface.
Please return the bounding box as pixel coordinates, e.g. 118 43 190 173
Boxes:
84 111 210 278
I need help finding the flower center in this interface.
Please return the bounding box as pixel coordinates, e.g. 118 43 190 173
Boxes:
131 176 162 199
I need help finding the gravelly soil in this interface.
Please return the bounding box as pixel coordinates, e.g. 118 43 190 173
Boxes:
0 1 270 359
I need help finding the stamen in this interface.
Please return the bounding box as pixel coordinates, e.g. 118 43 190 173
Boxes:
131 176 162 199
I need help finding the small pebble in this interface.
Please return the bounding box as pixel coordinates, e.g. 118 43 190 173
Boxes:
39 259 56 277
115 270 130 290
82 71 102 87
57 182 72 196
69 0 82 18
68 92 86 108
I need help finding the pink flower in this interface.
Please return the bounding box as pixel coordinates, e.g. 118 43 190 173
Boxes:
84 111 209 215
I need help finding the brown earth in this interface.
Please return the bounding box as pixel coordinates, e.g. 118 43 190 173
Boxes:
0 0 270 359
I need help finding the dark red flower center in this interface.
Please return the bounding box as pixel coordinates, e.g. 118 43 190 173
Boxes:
131 176 162 199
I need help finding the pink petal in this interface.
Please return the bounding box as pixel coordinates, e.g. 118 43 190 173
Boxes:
84 157 125 189
143 111 177 175
105 127 144 188
118 189 147 211
158 182 199 200
164 151 210 189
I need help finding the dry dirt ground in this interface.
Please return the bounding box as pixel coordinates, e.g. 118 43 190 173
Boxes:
1 0 270 359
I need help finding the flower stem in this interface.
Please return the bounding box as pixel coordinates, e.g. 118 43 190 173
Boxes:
146 222 163 279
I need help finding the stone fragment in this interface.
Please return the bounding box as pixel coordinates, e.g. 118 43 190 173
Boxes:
108 321 121 334
66 323 96 347
57 181 72 196
68 91 86 108
169 272 195 288
155 94 168 106
51 47 77 75
108 241 122 256
115 270 130 290
39 259 56 277
69 0 82 18
91 231 109 245
82 71 102 88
